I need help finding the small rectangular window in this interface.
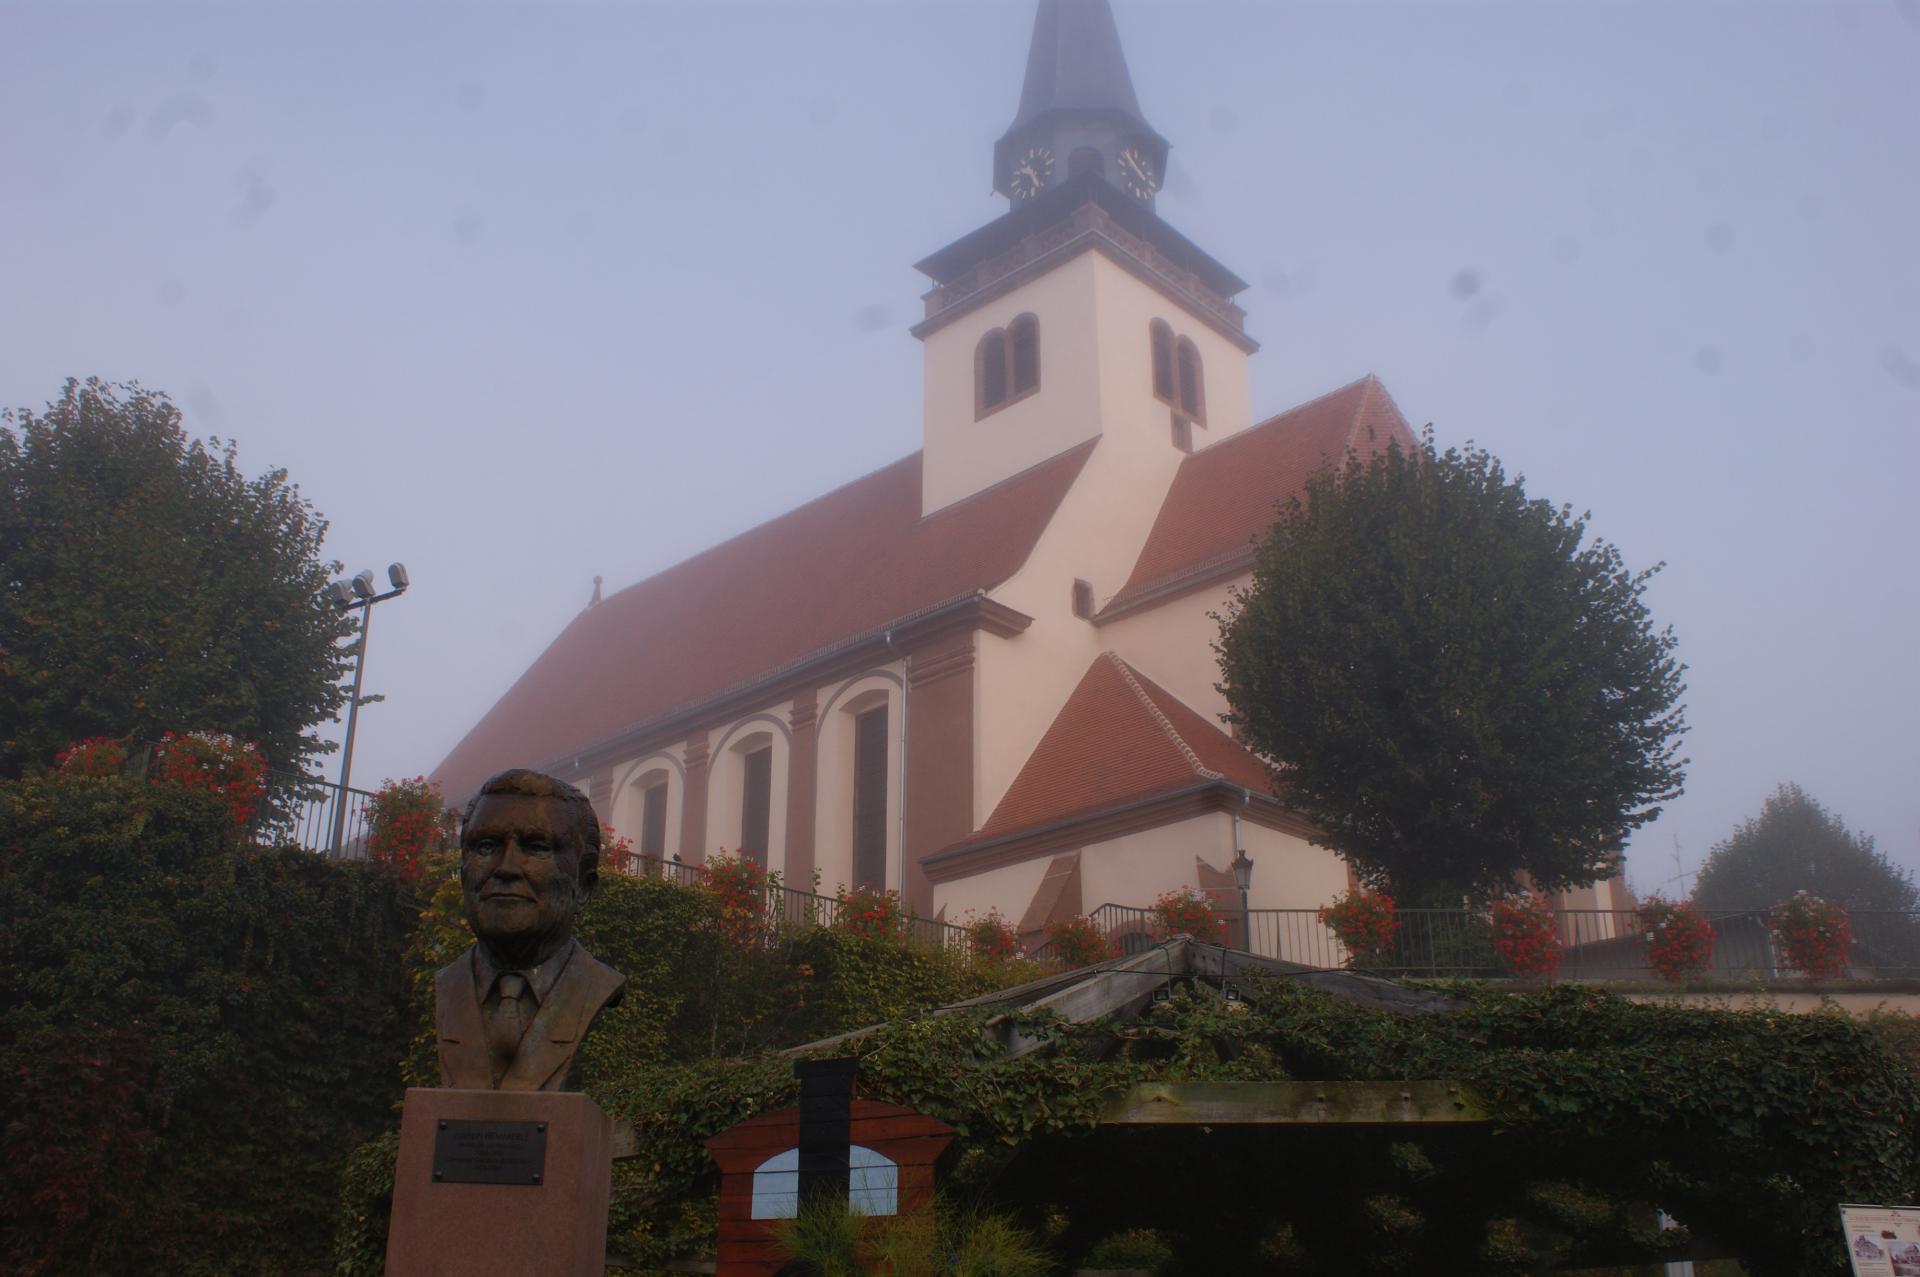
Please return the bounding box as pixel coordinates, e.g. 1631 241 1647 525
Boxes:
741 747 772 866
852 706 889 890
640 781 668 858
1072 579 1095 618
1171 412 1193 452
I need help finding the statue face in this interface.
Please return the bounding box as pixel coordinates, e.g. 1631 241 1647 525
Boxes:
460 793 591 959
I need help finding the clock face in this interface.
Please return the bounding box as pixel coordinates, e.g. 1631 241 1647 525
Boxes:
1009 146 1055 201
1118 144 1159 200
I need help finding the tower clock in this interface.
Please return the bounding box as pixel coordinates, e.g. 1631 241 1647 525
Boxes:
1117 143 1159 201
1008 146 1055 201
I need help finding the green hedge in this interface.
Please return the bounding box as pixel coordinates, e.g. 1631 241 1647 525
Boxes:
0 776 416 1276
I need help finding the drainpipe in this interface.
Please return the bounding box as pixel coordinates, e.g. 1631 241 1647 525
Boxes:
883 630 910 898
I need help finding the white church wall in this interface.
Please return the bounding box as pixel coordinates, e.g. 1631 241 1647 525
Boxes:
930 855 1054 933
921 252 1108 516
1095 573 1251 728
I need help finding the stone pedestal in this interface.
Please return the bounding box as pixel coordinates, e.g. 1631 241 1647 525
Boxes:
385 1088 612 1277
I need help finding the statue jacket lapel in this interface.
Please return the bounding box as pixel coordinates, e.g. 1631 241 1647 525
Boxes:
500 940 627 1092
434 950 493 1090
435 940 627 1092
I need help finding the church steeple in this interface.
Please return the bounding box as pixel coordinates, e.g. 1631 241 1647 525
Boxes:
993 0 1170 211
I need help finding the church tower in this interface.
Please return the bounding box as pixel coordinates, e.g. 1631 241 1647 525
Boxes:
914 0 1260 516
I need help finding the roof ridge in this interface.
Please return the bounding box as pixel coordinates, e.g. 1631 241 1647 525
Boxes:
596 450 921 605
922 436 1100 523
1344 374 1381 455
1182 373 1379 461
1102 652 1221 782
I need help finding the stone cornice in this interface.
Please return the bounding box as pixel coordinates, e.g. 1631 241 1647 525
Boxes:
912 199 1258 354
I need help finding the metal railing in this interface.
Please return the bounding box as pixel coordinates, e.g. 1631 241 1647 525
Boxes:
119 738 378 859
252 770 378 859
603 852 989 956
1088 903 1920 982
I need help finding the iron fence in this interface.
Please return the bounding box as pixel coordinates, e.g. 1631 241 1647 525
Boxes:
603 853 990 956
252 770 378 859
1088 903 1920 982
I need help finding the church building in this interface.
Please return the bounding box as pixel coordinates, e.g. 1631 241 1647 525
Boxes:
431 0 1627 946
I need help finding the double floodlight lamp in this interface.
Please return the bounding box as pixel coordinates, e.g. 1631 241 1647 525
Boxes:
327 563 410 612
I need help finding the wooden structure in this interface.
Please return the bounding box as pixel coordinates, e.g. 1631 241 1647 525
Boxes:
703 1099 954 1277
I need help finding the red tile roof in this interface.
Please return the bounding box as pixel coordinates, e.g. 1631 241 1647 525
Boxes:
431 442 1097 802
972 652 1272 841
1104 374 1416 614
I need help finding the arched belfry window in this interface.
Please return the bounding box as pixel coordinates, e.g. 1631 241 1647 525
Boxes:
975 314 1041 419
1149 320 1205 427
1149 320 1175 402
1176 337 1205 420
1009 314 1040 396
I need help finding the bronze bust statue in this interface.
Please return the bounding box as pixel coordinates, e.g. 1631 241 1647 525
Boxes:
434 768 625 1091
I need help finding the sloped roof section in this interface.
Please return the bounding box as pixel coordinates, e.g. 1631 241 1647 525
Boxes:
1004 0 1153 138
1103 375 1416 616
975 651 1270 841
432 442 1097 802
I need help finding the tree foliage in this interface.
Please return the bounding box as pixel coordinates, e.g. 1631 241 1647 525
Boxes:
0 378 352 778
0 775 415 1276
1692 782 1916 912
1216 432 1688 903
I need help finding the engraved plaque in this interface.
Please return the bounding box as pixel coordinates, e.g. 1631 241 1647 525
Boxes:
432 1118 548 1186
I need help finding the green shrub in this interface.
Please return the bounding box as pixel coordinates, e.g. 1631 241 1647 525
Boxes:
1084 1227 1176 1273
0 776 415 1276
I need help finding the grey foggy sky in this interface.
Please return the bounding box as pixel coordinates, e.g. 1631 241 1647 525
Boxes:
4 1 1916 897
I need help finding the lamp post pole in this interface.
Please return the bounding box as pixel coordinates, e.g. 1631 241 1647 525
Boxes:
1231 845 1254 952
326 565 409 856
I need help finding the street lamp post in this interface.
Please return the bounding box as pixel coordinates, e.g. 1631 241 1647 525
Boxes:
1231 844 1254 952
325 563 409 856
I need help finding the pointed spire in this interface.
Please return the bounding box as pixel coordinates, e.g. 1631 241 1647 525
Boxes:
1006 0 1147 136
993 0 1169 209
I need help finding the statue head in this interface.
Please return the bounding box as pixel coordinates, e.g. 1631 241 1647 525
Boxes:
459 768 601 968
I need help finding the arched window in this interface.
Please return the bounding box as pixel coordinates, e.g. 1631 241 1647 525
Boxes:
974 314 1041 418
1009 313 1040 395
1149 319 1175 401
976 330 1008 415
1176 337 1205 420
1148 321 1206 426
1068 145 1104 178
750 1145 900 1220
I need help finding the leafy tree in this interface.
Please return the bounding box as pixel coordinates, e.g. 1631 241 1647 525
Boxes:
1216 432 1688 904
1692 783 1916 912
0 378 352 777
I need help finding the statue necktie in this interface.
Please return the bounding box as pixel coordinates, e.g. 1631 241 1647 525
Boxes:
487 972 530 1082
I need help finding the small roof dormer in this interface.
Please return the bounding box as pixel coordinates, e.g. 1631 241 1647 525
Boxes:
992 0 1171 211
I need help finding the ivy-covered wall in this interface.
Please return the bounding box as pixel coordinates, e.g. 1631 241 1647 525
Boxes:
0 776 417 1277
336 856 1920 1277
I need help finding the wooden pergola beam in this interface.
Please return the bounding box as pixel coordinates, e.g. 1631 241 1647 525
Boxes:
1099 1081 1486 1126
